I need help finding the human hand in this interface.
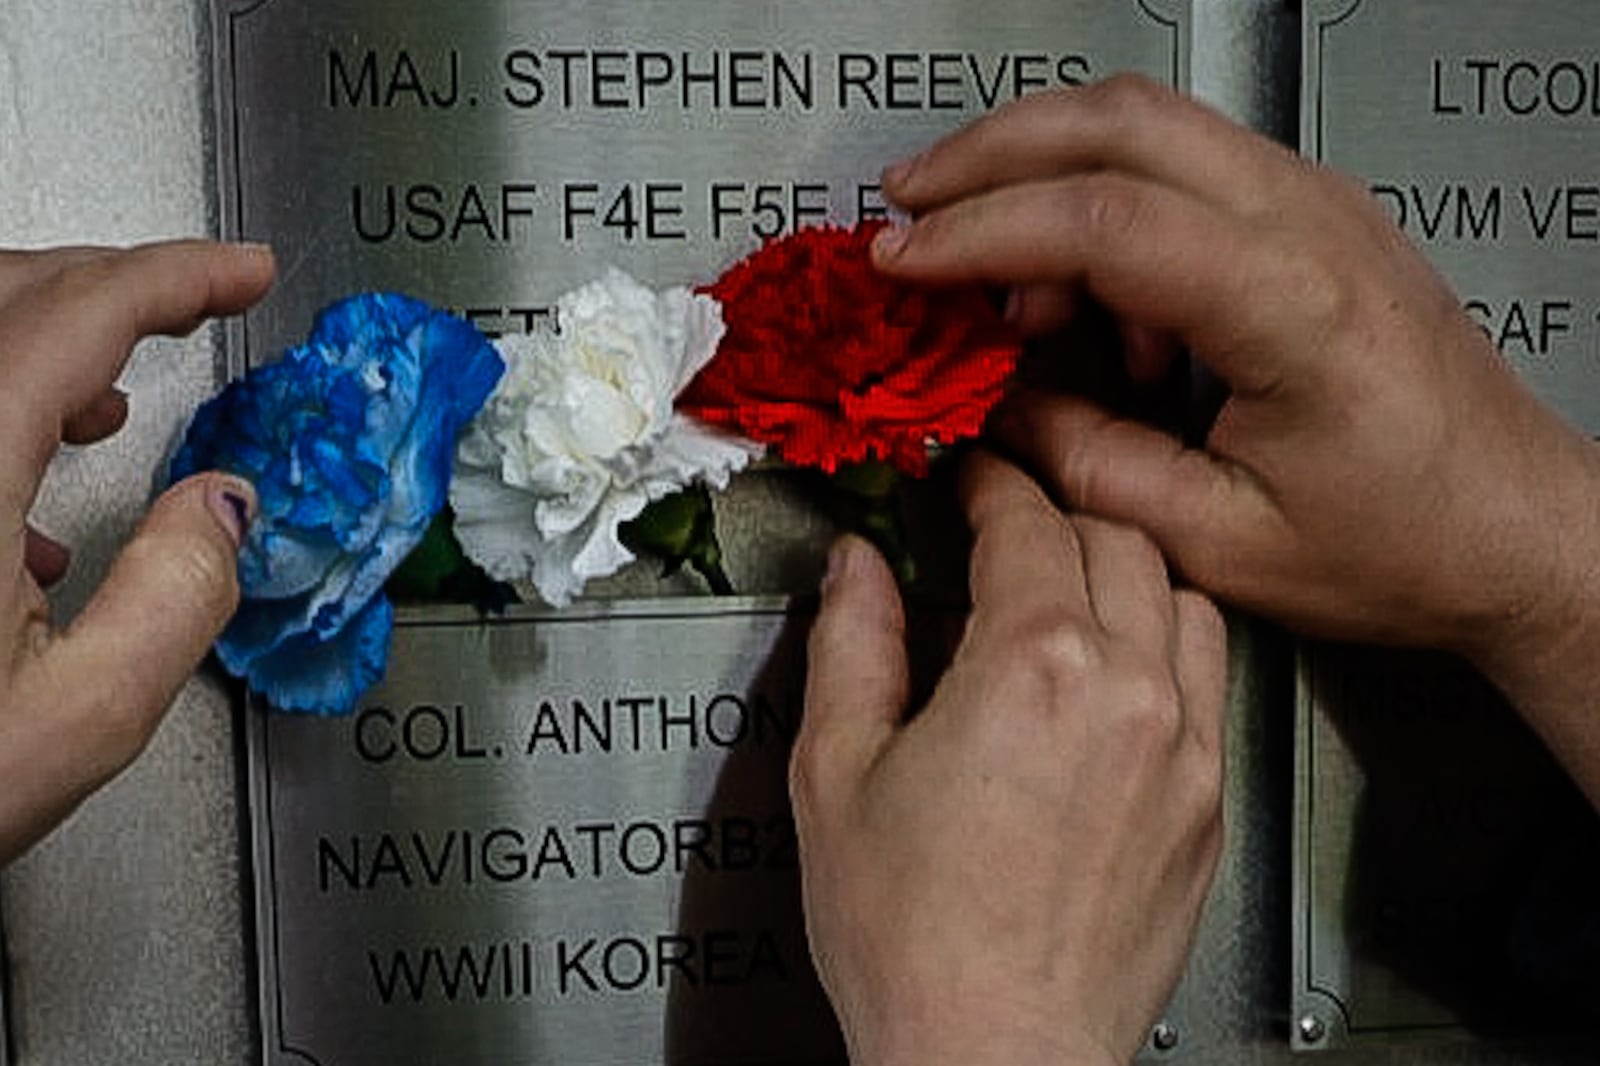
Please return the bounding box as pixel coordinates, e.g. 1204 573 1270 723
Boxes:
792 451 1226 1066
871 75 1600 693
0 240 274 863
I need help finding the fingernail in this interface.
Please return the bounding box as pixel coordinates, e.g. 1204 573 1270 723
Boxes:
821 538 856 598
881 154 919 189
237 241 274 260
872 223 910 261
208 478 256 549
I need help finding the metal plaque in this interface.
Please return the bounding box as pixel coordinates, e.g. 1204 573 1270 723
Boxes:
214 0 1189 359
1293 646 1600 1050
1297 0 1600 1050
216 3 1194 1063
254 600 837 1066
1305 0 1600 432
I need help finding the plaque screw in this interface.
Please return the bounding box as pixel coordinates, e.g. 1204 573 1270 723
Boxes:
1297 1014 1327 1045
1149 1022 1180 1052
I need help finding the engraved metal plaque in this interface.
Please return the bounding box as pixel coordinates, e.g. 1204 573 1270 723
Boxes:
1305 0 1600 432
254 601 845 1066
215 0 1190 357
1293 646 1600 1051
1298 7 1600 1048
222 4 1203 1056
217 2 1194 1063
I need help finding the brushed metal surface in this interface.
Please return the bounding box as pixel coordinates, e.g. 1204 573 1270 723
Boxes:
1298 0 1600 1054
1304 0 1600 432
214 0 1190 364
217 3 1194 1063
255 599 841 1066
1294 646 1600 1053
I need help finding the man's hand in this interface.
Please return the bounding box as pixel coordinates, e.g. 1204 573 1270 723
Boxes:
0 239 274 863
871 75 1600 801
792 452 1226 1066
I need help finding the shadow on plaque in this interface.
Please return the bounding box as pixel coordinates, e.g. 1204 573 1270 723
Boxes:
653 303 1172 1063
659 571 965 1064
1317 643 1600 1036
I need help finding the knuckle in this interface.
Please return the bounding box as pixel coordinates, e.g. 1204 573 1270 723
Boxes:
1085 72 1173 120
786 728 830 817
1070 177 1152 248
85 700 159 778
128 530 241 616
52 249 123 303
1113 667 1185 750
1260 242 1353 340
1181 743 1226 821
998 608 1103 697
1060 414 1119 507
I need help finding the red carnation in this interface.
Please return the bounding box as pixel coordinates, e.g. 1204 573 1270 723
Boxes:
678 221 1021 476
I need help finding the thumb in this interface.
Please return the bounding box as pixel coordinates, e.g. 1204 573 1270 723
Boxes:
991 392 1271 582
794 535 910 807
48 471 254 775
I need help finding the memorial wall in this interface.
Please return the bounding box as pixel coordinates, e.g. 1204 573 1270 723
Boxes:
3 1 1599 1064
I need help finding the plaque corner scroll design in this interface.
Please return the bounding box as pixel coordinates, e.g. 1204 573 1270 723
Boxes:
1132 0 1182 21
1304 0 1367 30
1301 0 1369 161
268 1047 326 1066
1291 986 1353 1053
1131 0 1193 93
211 0 278 21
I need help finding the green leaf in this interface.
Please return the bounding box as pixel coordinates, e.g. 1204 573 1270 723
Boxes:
620 486 736 596
388 510 518 612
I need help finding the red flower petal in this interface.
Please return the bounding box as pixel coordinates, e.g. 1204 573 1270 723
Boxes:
679 222 1021 476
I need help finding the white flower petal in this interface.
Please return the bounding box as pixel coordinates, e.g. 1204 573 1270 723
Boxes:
452 269 760 605
448 472 540 584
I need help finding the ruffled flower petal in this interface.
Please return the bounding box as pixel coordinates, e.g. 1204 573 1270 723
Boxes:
679 222 1022 475
230 595 394 715
451 269 760 606
170 293 503 715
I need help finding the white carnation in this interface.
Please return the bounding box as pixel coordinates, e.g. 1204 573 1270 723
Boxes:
450 268 761 606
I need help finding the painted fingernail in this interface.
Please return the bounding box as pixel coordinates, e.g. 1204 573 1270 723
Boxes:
209 478 256 549
872 223 911 261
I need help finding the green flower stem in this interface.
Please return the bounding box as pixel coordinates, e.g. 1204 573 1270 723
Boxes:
620 485 738 597
827 461 917 587
693 554 736 597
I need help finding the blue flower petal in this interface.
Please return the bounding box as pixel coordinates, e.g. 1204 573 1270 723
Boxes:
237 594 394 715
169 292 503 714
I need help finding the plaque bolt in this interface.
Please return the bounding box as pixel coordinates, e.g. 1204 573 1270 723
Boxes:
1149 1022 1180 1052
1297 1014 1327 1045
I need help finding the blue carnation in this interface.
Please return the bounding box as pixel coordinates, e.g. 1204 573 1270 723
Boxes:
169 294 503 714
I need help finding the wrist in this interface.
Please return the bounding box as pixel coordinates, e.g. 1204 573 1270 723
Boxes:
1457 433 1600 802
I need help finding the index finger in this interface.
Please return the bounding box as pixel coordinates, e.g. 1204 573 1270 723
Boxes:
0 240 275 512
873 172 1328 398
883 75 1306 220
959 449 1092 625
